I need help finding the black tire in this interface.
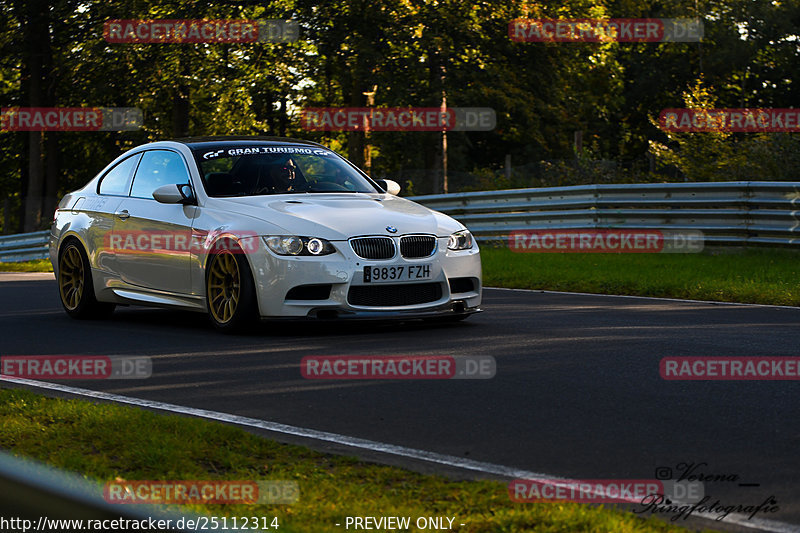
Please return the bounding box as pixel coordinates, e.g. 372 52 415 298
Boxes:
205 245 259 333
57 239 115 319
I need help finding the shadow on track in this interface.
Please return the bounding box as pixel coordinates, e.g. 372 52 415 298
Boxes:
109 306 479 338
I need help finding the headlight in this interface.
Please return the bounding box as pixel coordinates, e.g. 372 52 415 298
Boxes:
448 230 473 251
263 236 336 256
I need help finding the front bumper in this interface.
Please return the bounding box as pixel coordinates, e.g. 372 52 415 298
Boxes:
245 236 482 319
267 302 482 321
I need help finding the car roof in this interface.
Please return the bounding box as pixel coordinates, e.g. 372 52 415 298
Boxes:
171 136 327 150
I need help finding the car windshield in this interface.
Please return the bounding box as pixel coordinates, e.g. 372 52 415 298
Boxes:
193 145 379 197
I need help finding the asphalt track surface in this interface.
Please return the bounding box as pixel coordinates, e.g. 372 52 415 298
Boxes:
2 272 800 532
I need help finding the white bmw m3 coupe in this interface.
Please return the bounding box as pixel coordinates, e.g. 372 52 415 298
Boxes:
50 137 482 331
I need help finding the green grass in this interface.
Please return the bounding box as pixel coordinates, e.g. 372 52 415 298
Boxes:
0 259 53 272
481 247 800 306
0 388 709 533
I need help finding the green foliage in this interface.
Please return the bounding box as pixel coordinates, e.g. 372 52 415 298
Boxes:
650 78 800 181
648 78 741 181
2 0 800 222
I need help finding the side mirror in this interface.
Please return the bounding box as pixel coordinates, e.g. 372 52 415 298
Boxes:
375 179 401 196
153 184 195 205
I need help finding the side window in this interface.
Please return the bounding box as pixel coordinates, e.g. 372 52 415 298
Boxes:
130 150 191 200
97 154 141 196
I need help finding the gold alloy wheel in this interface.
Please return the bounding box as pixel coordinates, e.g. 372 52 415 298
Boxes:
59 245 84 311
208 251 241 324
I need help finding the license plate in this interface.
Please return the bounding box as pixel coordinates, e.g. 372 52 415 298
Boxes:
363 264 432 283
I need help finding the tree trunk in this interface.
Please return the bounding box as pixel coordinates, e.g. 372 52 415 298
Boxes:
42 7 58 224
347 78 365 168
2 198 10 235
21 0 47 231
17 132 29 233
173 92 190 137
43 133 59 222
263 89 274 135
172 52 191 137
24 132 44 231
279 96 287 137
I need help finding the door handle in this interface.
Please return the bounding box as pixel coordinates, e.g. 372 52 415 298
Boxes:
116 209 130 220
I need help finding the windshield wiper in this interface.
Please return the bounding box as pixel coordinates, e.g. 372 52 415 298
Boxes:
282 187 360 193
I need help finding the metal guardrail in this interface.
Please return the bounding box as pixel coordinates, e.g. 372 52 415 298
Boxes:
409 181 800 247
3 182 800 262
0 230 50 262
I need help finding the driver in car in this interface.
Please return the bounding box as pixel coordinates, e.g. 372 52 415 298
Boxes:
270 158 299 192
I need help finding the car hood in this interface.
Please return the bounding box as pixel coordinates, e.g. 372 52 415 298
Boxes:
204 193 465 240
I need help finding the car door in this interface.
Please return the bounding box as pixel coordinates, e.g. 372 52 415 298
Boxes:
111 149 197 294
85 152 142 275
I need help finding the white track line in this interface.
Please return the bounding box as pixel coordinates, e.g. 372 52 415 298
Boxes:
486 287 800 310
2 376 797 533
